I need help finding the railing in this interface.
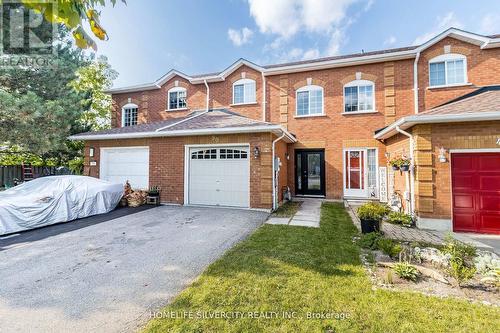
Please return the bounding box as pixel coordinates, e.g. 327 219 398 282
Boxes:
0 166 73 189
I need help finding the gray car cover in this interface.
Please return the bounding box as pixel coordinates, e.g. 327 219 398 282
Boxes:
0 175 124 235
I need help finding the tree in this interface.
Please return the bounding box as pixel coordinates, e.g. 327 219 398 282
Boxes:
70 55 118 130
21 0 126 49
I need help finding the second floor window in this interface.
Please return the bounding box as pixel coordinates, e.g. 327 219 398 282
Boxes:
168 87 187 110
296 85 324 116
233 78 256 104
344 80 374 113
429 54 467 87
122 103 138 127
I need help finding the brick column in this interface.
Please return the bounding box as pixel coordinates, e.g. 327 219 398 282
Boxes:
413 125 434 214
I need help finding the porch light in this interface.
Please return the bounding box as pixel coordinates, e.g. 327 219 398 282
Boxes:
253 146 260 159
438 147 447 163
89 147 95 157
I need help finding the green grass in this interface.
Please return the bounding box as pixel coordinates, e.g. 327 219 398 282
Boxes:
271 200 302 217
144 203 500 333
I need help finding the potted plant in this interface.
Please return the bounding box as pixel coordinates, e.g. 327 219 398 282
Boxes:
389 157 401 171
399 157 411 172
148 185 160 197
357 202 390 233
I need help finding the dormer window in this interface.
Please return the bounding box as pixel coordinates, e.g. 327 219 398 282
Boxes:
233 78 256 104
122 103 138 127
168 87 187 110
429 54 467 87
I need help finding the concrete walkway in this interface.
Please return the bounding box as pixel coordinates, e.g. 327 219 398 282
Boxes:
266 198 321 228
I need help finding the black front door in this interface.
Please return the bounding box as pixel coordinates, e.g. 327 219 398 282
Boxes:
295 150 325 196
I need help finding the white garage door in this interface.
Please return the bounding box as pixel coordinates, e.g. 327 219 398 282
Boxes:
188 146 250 207
100 147 149 189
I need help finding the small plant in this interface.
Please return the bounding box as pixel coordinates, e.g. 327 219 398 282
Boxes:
441 235 477 286
357 232 382 250
148 185 160 196
387 211 413 227
393 262 419 282
377 238 403 258
385 270 394 284
357 202 390 221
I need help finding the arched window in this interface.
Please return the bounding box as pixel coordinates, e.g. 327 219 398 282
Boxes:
296 85 324 116
429 53 467 87
343 80 375 113
167 87 187 110
233 78 256 104
122 103 138 127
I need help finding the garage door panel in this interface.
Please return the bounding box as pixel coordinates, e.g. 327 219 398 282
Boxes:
453 194 474 208
452 152 500 234
452 175 473 190
188 146 249 208
100 147 149 190
478 155 500 171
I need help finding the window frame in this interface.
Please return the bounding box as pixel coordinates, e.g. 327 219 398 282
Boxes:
167 86 188 110
295 84 324 117
232 78 257 105
428 53 468 88
121 103 138 127
342 79 376 114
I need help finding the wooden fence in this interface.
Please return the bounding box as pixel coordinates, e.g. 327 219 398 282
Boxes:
0 166 73 188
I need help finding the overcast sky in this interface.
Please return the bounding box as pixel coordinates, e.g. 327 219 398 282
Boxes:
93 0 500 88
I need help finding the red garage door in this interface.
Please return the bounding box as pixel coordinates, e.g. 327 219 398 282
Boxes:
452 153 500 234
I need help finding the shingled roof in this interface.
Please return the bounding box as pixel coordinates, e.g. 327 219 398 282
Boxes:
69 109 296 142
374 86 500 139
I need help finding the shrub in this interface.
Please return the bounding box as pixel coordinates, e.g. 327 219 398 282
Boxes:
357 202 390 221
386 212 413 227
377 238 403 258
357 232 382 250
441 236 477 286
393 262 419 281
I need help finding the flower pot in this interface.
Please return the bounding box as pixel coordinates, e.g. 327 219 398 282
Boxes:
360 218 380 234
391 165 400 171
400 165 410 172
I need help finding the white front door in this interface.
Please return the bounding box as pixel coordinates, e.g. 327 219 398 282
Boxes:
100 147 149 189
187 146 250 207
343 148 378 198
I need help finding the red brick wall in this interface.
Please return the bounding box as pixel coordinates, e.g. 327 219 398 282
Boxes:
83 133 275 209
418 37 500 111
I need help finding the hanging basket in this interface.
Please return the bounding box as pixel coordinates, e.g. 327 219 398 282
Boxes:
400 165 410 172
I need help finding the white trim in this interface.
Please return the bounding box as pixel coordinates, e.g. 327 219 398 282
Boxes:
427 82 473 90
165 107 189 112
294 114 327 118
449 148 500 153
341 110 378 115
71 125 297 142
428 53 468 88
167 86 187 110
343 79 376 114
183 143 251 207
295 84 324 117
374 111 500 140
232 78 257 104
230 102 258 106
121 103 138 127
342 148 379 198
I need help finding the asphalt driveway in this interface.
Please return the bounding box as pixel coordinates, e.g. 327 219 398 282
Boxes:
0 205 267 332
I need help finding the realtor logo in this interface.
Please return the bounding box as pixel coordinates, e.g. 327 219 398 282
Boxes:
0 0 56 55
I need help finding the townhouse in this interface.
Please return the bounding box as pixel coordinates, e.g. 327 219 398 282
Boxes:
71 28 500 234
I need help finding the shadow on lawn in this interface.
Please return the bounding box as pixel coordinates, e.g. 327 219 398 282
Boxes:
204 202 362 278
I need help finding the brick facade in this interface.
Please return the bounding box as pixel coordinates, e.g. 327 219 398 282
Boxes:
83 32 500 213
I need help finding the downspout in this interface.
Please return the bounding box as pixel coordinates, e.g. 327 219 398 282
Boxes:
272 133 286 211
261 72 267 122
395 126 415 215
204 79 210 111
413 52 420 114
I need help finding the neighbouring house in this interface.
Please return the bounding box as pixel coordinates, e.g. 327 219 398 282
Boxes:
70 28 500 234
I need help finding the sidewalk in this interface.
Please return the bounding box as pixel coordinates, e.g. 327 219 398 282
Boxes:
266 198 321 228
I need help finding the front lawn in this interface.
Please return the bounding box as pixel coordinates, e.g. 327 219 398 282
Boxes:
145 203 500 332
